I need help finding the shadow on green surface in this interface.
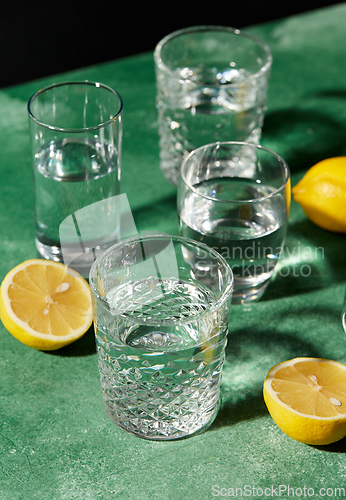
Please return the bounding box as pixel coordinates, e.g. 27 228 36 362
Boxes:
45 325 96 357
313 89 346 100
314 437 346 453
263 219 346 301
131 193 179 234
210 325 323 431
262 108 346 173
288 217 346 253
212 393 267 430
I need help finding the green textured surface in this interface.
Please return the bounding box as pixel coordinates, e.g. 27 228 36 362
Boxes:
1 5 346 500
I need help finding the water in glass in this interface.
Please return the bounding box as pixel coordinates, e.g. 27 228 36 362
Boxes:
94 276 229 440
179 177 287 302
157 67 267 186
34 138 120 271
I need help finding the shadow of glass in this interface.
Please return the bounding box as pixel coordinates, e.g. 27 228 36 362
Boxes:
210 325 322 431
263 219 346 301
261 108 346 173
131 193 179 234
313 90 346 100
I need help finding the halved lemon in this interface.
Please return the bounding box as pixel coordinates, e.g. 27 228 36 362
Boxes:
0 259 93 350
263 357 346 445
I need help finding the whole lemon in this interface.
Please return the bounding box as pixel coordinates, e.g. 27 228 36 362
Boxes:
292 157 346 233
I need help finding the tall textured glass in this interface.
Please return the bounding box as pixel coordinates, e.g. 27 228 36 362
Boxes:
154 26 272 186
89 234 233 440
178 141 290 304
28 81 123 277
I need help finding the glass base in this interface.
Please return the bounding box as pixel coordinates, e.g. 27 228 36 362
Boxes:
104 396 221 441
36 238 63 261
36 238 96 278
232 277 271 304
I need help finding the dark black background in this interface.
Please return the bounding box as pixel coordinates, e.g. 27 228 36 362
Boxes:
0 0 343 89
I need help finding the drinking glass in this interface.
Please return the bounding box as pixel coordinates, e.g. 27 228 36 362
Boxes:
28 81 123 277
342 290 346 334
178 141 291 304
89 234 233 440
154 26 272 186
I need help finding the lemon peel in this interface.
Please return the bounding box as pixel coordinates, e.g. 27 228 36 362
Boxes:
292 157 346 233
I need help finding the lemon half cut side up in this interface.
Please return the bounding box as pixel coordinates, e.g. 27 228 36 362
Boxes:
263 357 346 445
0 259 93 350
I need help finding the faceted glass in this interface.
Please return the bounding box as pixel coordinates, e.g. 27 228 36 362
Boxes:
154 26 272 185
89 234 233 440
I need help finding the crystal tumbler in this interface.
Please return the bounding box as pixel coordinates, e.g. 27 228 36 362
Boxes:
89 234 233 440
154 26 272 186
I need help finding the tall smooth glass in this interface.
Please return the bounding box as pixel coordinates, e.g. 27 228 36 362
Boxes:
89 234 233 440
154 26 272 186
28 81 123 277
178 141 291 304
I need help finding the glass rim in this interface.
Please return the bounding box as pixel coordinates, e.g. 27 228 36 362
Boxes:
180 141 291 204
27 80 123 133
154 25 273 81
89 233 234 326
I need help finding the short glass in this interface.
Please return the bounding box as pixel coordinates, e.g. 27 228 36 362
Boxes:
154 26 272 186
28 81 123 277
89 234 233 440
178 141 291 304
